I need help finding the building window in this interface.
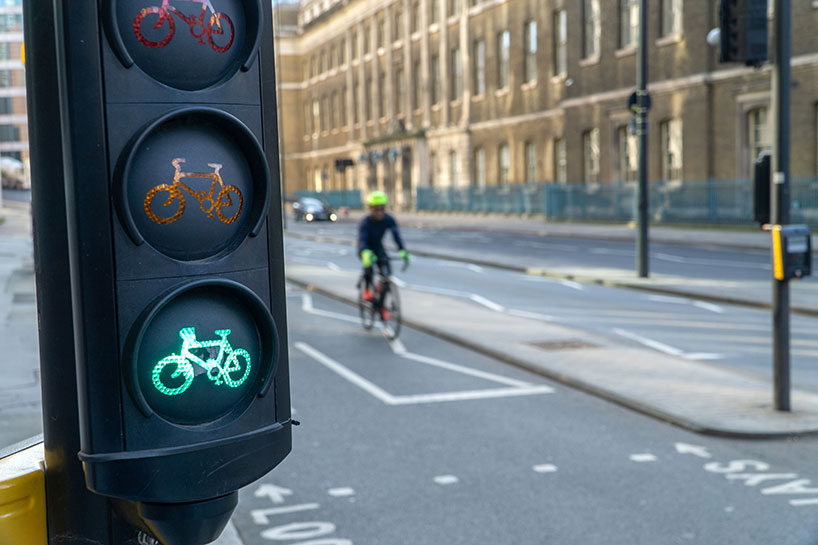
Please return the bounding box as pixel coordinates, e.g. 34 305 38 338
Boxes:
618 125 638 183
378 17 386 47
747 108 770 175
430 0 439 24
474 147 486 186
366 77 373 120
431 54 441 104
412 1 420 32
583 128 600 183
396 67 405 115
430 152 438 186
321 96 329 131
329 46 336 68
353 81 360 123
473 39 486 95
524 21 537 84
554 10 567 76
340 86 347 126
450 47 462 100
364 24 371 53
312 99 320 133
498 143 510 184
583 0 601 58
620 0 639 49
524 142 537 182
662 0 683 36
339 38 346 64
661 119 683 182
352 32 358 59
449 150 459 186
413 60 422 110
378 72 386 118
304 103 311 135
332 92 340 128
497 30 510 89
555 138 567 183
394 8 403 40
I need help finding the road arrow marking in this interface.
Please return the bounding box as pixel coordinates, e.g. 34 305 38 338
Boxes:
255 484 294 504
251 504 320 525
674 443 712 458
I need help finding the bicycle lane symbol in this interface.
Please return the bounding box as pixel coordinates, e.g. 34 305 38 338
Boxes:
133 0 234 52
250 483 353 544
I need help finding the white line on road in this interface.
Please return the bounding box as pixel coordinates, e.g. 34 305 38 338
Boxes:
391 276 407 287
693 301 724 314
646 294 689 304
301 294 360 324
790 498 818 507
533 464 558 473
469 294 506 312
434 475 460 485
328 487 355 497
251 504 320 525
613 328 722 361
327 262 343 272
507 309 557 322
559 279 584 291
591 247 633 256
630 453 658 462
295 342 554 405
467 264 485 273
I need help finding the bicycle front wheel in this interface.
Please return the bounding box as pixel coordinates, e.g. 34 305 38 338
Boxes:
134 8 175 49
207 13 235 53
221 348 252 387
144 185 185 224
358 278 375 331
380 282 401 340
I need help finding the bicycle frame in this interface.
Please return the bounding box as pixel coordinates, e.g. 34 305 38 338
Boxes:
171 158 225 216
161 0 222 36
177 326 231 379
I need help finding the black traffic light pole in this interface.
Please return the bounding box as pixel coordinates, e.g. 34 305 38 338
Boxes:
771 0 791 411
635 0 649 278
22 2 112 543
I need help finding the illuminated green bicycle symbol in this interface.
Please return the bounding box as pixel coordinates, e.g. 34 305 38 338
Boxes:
152 327 252 396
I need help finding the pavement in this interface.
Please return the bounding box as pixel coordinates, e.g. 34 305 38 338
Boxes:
285 210 818 438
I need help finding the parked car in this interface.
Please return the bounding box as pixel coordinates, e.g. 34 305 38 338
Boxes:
0 157 26 189
293 197 337 222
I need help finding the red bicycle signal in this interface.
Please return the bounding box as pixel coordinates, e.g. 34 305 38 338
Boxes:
133 0 234 53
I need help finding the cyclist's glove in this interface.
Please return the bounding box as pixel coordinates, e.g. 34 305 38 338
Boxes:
361 249 375 268
400 249 410 264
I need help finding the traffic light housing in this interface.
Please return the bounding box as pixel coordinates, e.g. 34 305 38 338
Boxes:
719 0 769 66
39 1 291 543
753 151 772 226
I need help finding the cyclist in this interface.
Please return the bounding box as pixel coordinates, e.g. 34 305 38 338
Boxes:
358 190 410 319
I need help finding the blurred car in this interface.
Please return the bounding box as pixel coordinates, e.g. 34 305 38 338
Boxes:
0 157 26 189
293 197 337 222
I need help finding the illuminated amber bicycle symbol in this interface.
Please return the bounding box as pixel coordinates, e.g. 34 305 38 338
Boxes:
144 158 243 225
133 0 234 53
152 327 252 396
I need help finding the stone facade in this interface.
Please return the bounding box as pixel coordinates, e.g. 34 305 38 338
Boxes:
275 0 818 207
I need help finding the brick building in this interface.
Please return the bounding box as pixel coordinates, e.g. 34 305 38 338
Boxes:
274 0 818 209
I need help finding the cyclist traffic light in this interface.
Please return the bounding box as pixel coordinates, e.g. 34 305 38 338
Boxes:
40 1 291 543
718 0 768 66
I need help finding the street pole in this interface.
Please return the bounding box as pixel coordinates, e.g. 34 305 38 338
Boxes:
771 0 791 411
636 0 649 278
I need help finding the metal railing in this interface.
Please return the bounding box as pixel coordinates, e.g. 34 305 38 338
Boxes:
293 177 818 226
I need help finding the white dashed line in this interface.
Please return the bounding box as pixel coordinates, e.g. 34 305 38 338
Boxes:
434 475 460 485
328 487 355 498
630 454 658 463
533 464 558 473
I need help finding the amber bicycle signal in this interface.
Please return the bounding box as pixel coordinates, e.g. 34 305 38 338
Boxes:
144 158 243 225
134 0 234 53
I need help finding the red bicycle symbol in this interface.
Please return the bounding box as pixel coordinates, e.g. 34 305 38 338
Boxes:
133 0 234 53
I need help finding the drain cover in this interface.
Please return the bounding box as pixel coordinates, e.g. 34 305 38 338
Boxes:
529 339 598 351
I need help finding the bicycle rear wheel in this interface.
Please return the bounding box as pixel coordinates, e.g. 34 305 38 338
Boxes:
358 278 375 330
380 282 401 340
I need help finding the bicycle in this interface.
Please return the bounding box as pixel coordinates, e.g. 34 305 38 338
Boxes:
143 158 243 225
357 257 407 341
151 327 252 396
133 0 234 53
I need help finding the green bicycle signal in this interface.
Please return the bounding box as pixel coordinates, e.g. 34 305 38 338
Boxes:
152 327 252 396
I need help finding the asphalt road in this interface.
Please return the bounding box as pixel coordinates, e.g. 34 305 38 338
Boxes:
231 287 818 545
285 217 796 284
284 234 818 392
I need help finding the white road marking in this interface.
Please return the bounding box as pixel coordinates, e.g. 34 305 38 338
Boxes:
295 342 553 405
693 301 724 314
630 453 658 462
674 443 712 458
591 247 633 256
327 487 355 497
327 262 343 272
251 504 320 525
559 279 584 291
790 498 818 506
301 294 360 325
469 294 506 312
613 328 723 361
533 464 558 473
467 264 485 273
255 484 293 504
391 276 407 287
655 252 768 270
394 349 538 388
434 475 459 485
647 294 689 304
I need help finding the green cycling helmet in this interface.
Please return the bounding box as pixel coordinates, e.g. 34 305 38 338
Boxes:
367 190 388 207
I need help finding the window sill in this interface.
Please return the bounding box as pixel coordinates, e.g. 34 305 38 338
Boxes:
579 55 600 67
393 39 403 49
471 94 485 102
521 81 538 91
450 98 462 107
551 74 567 84
364 53 373 62
656 34 683 47
366 121 375 127
429 23 440 33
377 47 386 56
615 46 636 58
431 103 441 111
411 31 421 41
495 88 510 98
